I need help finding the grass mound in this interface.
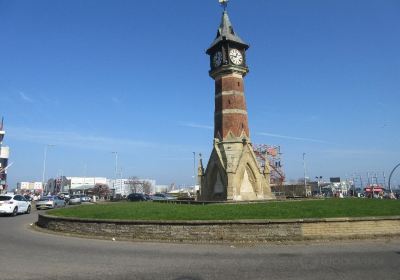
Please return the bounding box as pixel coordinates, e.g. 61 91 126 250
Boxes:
48 199 400 221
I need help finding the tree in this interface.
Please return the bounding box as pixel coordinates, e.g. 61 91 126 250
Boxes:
142 181 152 194
126 177 153 194
126 176 142 193
89 183 110 199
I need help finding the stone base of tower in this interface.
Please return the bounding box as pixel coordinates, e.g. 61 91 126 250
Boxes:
199 138 275 201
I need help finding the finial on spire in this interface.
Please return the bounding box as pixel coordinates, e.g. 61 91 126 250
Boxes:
219 0 229 11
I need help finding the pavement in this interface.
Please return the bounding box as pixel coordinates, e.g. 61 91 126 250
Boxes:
0 207 399 280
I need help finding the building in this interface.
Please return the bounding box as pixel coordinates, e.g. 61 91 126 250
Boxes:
154 185 170 193
66 177 107 192
17 182 43 193
107 178 156 196
273 183 312 198
44 177 109 195
327 181 352 196
45 176 72 194
199 3 274 201
0 117 10 193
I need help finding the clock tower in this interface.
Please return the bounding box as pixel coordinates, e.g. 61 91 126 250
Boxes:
198 2 274 201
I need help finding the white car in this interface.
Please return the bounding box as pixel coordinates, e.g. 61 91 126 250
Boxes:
0 194 32 216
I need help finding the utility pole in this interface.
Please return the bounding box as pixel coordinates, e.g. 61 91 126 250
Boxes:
383 171 386 189
367 172 372 198
42 144 55 195
315 176 322 197
193 152 196 189
111 152 118 194
119 167 123 195
352 173 357 197
303 153 307 197
83 163 87 190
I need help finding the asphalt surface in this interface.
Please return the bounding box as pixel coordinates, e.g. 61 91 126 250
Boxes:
0 207 399 280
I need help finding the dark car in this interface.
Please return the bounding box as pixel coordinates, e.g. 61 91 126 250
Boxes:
127 193 148 202
23 195 33 202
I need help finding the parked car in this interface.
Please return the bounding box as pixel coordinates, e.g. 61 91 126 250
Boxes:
80 195 92 203
127 193 148 202
36 196 66 210
0 194 31 216
68 195 82 205
151 193 176 201
23 195 33 202
59 193 71 203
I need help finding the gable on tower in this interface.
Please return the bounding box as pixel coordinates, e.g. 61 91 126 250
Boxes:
207 10 249 54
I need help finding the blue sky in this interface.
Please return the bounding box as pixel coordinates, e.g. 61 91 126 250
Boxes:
1 0 399 188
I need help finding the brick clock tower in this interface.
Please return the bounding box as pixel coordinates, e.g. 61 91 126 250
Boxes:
199 2 274 201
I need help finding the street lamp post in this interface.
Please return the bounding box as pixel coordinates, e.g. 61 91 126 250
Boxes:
42 144 55 195
193 152 196 188
303 153 307 196
388 163 400 193
111 152 118 194
315 176 322 197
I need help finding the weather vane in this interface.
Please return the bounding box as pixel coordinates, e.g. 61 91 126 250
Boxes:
219 0 229 11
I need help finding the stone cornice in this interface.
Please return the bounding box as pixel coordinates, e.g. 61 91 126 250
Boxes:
215 90 244 99
215 109 248 116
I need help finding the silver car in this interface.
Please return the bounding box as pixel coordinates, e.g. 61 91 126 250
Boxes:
68 195 82 205
151 193 176 201
80 195 92 203
36 196 66 210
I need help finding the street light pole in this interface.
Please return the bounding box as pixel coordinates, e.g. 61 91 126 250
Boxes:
388 163 400 193
42 144 55 195
193 152 196 188
303 153 307 196
315 176 322 197
112 152 118 194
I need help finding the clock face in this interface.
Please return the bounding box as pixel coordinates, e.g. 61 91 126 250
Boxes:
213 51 223 67
229 49 243 65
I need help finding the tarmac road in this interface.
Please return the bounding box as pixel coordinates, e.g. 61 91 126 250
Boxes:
0 207 399 280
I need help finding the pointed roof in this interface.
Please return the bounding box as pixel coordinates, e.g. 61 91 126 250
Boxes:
207 10 249 53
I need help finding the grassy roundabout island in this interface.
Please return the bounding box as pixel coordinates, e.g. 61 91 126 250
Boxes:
48 199 400 220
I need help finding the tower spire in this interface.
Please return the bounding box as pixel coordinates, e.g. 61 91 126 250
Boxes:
219 0 229 11
207 1 248 54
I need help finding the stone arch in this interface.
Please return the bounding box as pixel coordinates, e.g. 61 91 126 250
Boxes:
239 163 257 194
209 164 227 200
203 148 228 200
238 163 259 200
245 163 256 183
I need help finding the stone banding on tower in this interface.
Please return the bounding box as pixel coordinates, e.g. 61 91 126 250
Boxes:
214 73 249 139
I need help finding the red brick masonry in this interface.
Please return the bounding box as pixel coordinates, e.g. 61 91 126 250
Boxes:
214 75 249 139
